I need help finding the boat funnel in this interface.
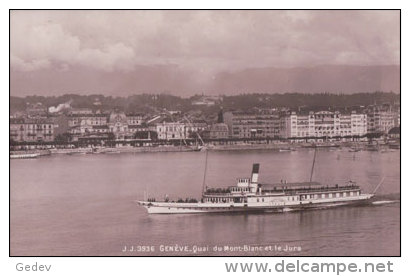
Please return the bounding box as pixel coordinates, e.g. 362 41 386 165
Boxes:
251 163 259 183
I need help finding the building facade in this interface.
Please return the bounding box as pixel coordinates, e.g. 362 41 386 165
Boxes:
126 113 144 126
68 113 109 141
280 111 367 139
350 112 367 136
208 123 229 139
223 111 280 139
10 118 56 142
68 111 143 141
366 105 397 134
156 122 187 140
185 120 208 139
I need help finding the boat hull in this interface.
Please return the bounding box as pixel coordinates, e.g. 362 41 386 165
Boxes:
137 194 373 214
10 153 40 159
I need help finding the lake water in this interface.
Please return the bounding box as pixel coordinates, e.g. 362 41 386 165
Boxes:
10 149 400 256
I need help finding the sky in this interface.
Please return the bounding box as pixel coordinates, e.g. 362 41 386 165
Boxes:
10 10 400 96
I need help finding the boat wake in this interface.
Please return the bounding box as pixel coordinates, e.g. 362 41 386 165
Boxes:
372 200 399 205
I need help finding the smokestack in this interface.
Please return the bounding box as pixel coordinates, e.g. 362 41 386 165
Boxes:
251 163 259 183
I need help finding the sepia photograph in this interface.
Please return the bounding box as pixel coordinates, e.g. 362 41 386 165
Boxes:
9 9 400 257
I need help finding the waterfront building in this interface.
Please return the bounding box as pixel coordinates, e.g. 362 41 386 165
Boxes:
313 111 340 137
388 127 400 139
68 114 108 128
281 112 313 138
280 111 367 139
156 121 187 140
126 113 144 126
68 113 109 141
366 104 396 134
208 123 229 139
350 111 367 136
68 111 144 141
10 118 56 142
51 114 70 137
185 119 208 138
223 111 280 139
107 111 133 140
131 123 155 140
395 105 400 127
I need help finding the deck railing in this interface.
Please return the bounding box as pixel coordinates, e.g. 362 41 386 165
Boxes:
204 184 360 196
266 185 360 195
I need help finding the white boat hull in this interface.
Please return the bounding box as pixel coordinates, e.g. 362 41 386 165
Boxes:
137 194 374 214
10 153 40 159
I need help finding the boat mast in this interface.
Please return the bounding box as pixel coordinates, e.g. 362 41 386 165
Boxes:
202 150 209 195
372 176 386 194
309 147 317 182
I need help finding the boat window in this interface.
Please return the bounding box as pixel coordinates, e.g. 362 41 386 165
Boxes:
262 198 264 202
257 198 259 202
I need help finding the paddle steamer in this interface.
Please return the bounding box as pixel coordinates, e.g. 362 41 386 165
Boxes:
137 161 373 214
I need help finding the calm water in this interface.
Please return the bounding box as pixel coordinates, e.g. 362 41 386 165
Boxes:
10 149 400 256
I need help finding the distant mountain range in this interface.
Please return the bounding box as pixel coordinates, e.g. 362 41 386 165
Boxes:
212 65 400 94
10 64 399 97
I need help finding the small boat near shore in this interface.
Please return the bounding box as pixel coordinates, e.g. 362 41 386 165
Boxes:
278 147 296 152
10 153 40 159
